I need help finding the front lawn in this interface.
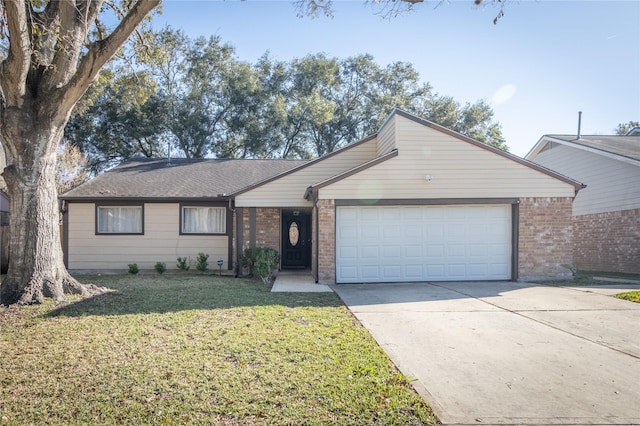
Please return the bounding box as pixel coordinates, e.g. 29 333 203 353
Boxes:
615 290 640 303
0 274 437 425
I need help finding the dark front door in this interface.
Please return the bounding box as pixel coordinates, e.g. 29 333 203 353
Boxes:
281 209 311 269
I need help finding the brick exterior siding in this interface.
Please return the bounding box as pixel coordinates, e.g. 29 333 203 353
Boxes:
240 208 281 252
573 208 640 274
317 199 336 282
518 197 574 280
255 208 280 251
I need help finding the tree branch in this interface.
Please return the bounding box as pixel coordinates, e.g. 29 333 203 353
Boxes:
0 0 32 106
61 0 160 113
42 0 103 92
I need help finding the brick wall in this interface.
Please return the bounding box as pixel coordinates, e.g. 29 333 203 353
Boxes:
240 208 280 252
518 197 574 280
255 208 280 251
317 199 335 282
573 208 640 274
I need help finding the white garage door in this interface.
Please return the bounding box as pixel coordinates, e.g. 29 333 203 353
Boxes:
336 204 512 283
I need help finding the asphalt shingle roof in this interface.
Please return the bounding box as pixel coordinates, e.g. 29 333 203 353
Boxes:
61 157 309 199
547 134 640 162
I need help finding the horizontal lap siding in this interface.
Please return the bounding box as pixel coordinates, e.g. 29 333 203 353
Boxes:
532 145 640 215
235 138 379 207
376 116 396 156
67 203 228 271
318 116 577 200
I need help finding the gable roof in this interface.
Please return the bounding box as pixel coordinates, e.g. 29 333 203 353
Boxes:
228 135 378 197
389 109 584 190
61 157 308 201
526 134 640 167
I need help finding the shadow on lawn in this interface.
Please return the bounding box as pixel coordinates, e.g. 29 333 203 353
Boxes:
46 274 342 317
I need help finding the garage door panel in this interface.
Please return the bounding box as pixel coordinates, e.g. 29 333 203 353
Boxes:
383 245 402 258
470 264 488 275
336 204 512 283
361 266 380 278
383 265 402 279
405 264 424 277
447 264 467 277
360 246 379 259
448 245 466 257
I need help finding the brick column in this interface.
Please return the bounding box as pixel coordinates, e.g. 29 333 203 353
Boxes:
518 197 574 280
317 199 336 283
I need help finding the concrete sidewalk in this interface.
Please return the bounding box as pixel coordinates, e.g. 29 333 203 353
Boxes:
271 270 333 292
333 282 640 425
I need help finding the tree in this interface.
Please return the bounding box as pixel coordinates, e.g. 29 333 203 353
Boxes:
0 0 160 305
298 0 509 24
56 143 89 196
66 68 167 174
615 121 640 135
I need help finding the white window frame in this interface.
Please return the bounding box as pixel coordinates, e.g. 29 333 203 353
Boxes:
181 206 227 235
96 204 143 235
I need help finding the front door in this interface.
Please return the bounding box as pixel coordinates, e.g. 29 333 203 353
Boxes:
281 209 311 269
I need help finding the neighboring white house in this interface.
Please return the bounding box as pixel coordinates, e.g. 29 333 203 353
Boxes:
526 132 640 274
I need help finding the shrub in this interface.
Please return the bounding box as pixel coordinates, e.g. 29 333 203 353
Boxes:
196 252 209 273
176 257 190 271
243 247 279 285
127 263 139 275
154 262 166 274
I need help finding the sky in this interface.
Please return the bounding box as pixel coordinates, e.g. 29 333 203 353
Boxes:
152 0 640 157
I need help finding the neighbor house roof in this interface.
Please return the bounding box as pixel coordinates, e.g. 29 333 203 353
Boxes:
60 157 309 200
527 134 640 164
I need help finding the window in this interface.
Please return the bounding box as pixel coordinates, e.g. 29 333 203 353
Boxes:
182 206 226 234
97 205 143 234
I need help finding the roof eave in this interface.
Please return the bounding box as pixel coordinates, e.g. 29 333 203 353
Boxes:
60 195 230 202
533 135 640 167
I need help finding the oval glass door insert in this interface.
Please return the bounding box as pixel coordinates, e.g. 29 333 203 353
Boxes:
289 222 299 247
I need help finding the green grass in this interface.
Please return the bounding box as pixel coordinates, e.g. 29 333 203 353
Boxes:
0 275 438 425
615 290 640 303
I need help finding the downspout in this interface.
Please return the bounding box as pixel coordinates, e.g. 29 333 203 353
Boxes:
227 197 236 274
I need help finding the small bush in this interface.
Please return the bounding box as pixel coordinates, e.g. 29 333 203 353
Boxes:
196 252 209 272
176 257 190 271
127 263 139 275
243 247 279 285
154 262 166 274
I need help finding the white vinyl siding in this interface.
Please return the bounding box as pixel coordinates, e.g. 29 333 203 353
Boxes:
532 144 640 215
181 206 226 234
318 115 577 200
97 205 142 234
336 204 512 283
68 203 228 271
235 137 378 207
376 115 396 155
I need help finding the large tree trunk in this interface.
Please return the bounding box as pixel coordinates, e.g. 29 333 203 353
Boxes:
0 108 97 305
0 0 159 305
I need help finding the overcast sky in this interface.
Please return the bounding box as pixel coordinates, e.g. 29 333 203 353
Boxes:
153 0 640 157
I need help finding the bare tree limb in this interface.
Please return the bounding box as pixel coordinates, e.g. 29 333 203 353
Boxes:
0 0 31 106
62 0 160 113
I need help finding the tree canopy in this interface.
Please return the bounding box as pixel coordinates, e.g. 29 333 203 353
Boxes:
615 121 640 135
67 28 508 173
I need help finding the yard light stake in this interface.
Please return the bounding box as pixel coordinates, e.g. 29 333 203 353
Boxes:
217 257 224 276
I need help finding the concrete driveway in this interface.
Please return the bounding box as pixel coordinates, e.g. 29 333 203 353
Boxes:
333 282 640 425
